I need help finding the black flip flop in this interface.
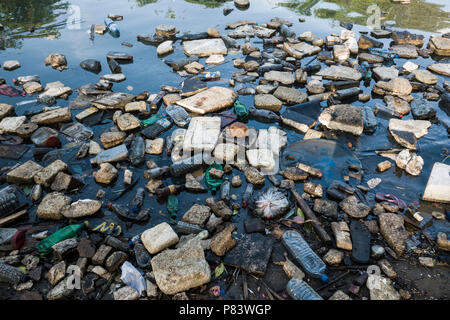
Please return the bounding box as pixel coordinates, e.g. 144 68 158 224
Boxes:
350 220 371 264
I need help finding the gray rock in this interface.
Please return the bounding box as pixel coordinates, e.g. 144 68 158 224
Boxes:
378 213 408 256
92 245 113 265
410 98 436 119
318 104 364 136
45 261 66 286
52 238 78 260
36 192 72 220
254 94 283 112
273 86 308 105
182 204 211 226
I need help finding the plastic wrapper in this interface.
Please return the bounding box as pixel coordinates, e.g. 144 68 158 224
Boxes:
120 261 146 296
251 187 289 219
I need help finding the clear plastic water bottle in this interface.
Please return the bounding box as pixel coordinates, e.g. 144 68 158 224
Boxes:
286 278 323 300
282 230 329 282
166 104 191 127
104 18 120 37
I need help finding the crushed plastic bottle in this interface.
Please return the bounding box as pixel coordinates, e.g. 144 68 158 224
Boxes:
166 104 191 127
282 230 328 283
286 278 323 300
233 99 249 123
129 135 146 166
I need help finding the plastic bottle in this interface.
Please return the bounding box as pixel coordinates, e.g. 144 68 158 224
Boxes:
170 153 211 177
282 230 328 282
164 56 199 71
107 58 122 74
202 71 221 81
167 194 178 219
176 221 205 235
36 222 88 256
104 18 120 37
220 178 231 204
336 87 362 100
242 183 254 208
144 166 170 179
141 118 172 139
133 241 151 268
255 37 284 46
166 104 191 127
286 278 323 300
156 185 184 199
261 52 296 69
129 135 145 166
137 34 166 45
221 35 240 50
131 188 145 213
373 103 402 119
279 24 296 38
13 75 40 86
106 51 132 62
0 189 19 218
141 114 162 128
0 262 25 285
249 107 280 123
268 175 281 187
368 47 398 60
149 91 165 112
182 32 209 41
30 127 60 148
257 64 284 74
233 100 249 123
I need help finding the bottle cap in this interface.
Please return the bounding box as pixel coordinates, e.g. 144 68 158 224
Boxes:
320 275 329 283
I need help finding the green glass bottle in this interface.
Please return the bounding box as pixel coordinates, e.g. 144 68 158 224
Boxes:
141 114 161 128
36 221 88 256
233 100 249 123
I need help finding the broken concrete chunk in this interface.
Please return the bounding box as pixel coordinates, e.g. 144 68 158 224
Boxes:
264 71 295 85
183 38 227 57
61 199 102 218
182 204 211 226
331 221 352 251
176 87 236 115
317 65 362 81
6 160 43 185
151 240 211 295
318 104 363 136
422 162 450 204
141 222 179 254
254 94 283 112
378 213 408 256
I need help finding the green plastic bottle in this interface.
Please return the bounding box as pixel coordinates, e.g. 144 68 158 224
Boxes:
36 221 88 256
141 114 161 128
233 100 249 123
167 194 178 220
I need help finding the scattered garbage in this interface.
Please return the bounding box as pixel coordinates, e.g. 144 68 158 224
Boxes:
0 3 448 303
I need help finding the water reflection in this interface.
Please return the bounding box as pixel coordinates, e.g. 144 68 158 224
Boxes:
0 0 69 50
277 0 450 32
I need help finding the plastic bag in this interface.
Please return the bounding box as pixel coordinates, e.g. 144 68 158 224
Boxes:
120 261 146 296
205 162 223 191
252 187 289 219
